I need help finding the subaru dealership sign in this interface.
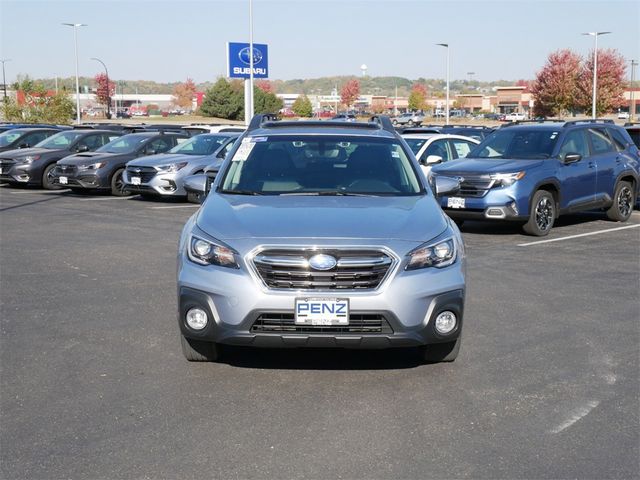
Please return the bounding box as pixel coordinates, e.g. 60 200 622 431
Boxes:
227 42 269 79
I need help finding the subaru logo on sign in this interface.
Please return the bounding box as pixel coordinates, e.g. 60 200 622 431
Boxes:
308 254 337 271
239 47 263 66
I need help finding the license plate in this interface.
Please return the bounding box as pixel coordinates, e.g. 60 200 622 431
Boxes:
295 298 349 326
131 176 141 185
59 176 68 185
447 197 465 209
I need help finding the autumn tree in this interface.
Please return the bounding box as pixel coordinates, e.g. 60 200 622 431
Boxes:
292 95 313 117
576 48 626 115
531 49 582 117
340 79 360 109
253 86 283 115
255 80 273 93
172 78 197 111
408 83 428 111
94 73 115 113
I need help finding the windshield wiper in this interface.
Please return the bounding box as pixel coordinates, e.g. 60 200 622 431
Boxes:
279 191 374 197
219 189 263 195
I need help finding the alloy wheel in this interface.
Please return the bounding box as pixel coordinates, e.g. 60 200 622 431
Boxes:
617 186 633 218
535 197 554 232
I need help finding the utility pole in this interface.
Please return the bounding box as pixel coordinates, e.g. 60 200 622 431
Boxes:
630 60 638 120
0 59 11 101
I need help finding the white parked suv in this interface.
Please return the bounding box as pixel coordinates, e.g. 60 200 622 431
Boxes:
504 112 527 121
401 133 480 174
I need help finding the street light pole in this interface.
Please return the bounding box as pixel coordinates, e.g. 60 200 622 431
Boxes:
91 57 111 119
248 0 254 122
582 31 611 119
62 23 88 124
436 43 450 125
0 59 11 101
630 60 638 120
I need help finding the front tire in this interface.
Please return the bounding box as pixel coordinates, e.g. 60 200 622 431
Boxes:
187 191 205 204
42 164 62 190
180 335 219 362
420 337 461 363
110 168 129 197
606 181 633 222
523 190 556 236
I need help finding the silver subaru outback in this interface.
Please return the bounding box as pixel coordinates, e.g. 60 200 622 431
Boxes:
177 115 466 363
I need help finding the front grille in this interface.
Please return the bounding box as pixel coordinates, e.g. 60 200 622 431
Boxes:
458 175 495 198
252 248 394 290
0 158 16 169
126 166 156 183
251 313 393 334
56 164 77 175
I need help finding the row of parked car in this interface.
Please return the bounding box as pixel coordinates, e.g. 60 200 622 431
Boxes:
0 122 245 202
1 119 639 237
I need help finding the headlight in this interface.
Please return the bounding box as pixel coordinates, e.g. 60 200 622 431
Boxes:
406 238 457 270
21 155 41 164
188 235 239 268
157 161 188 173
77 162 106 171
490 171 525 187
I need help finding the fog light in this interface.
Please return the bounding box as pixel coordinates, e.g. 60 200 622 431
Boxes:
434 311 457 334
185 307 208 330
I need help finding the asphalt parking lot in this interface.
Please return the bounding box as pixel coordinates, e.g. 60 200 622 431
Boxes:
1 185 639 479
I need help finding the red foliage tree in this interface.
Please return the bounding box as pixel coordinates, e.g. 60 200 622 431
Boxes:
408 83 428 111
576 48 626 115
530 49 581 117
255 80 273 93
94 73 115 108
172 78 197 110
340 79 360 109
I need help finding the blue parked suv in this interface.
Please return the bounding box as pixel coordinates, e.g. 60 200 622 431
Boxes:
430 120 639 236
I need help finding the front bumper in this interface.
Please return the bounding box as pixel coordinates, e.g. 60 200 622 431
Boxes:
50 171 108 190
439 188 528 222
122 169 186 196
0 163 36 184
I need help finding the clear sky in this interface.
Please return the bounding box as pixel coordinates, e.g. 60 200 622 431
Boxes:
1 0 638 84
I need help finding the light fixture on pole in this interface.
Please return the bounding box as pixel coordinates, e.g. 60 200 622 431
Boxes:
62 22 88 124
90 57 111 119
436 43 450 125
582 31 611 119
0 58 11 101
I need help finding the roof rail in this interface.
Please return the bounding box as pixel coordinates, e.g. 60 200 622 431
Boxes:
623 122 640 126
500 119 565 128
369 115 396 133
247 113 279 132
563 119 614 126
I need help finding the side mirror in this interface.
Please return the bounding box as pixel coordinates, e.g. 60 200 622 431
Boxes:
184 173 208 195
18 143 29 149
145 149 157 156
425 154 443 165
563 153 582 164
76 144 90 153
433 176 461 196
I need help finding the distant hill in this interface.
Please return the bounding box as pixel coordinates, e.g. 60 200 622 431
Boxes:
24 75 523 97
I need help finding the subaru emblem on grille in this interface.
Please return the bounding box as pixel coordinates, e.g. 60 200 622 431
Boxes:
134 168 141 173
308 254 337 271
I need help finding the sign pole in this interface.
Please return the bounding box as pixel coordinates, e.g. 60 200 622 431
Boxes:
248 0 254 121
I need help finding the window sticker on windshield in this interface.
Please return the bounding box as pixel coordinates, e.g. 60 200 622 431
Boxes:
251 136 268 142
233 141 255 161
550 132 558 139
391 151 400 158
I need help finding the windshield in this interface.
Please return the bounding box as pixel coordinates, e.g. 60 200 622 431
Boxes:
96 134 149 154
219 135 422 196
403 137 430 154
169 134 231 155
0 130 24 147
35 131 84 149
471 128 560 159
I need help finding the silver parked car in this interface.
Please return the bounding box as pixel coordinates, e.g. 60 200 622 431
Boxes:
177 115 466 363
123 133 239 199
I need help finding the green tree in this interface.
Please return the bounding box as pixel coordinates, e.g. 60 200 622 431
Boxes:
199 78 244 120
253 87 283 115
3 76 74 123
291 95 313 117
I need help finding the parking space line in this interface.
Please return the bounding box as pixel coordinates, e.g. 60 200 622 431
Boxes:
518 224 640 247
77 196 135 201
148 205 200 210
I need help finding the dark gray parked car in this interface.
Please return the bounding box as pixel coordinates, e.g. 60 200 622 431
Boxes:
50 132 188 195
0 129 122 189
0 128 63 153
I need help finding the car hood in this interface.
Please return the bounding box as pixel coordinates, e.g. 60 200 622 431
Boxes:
0 147 60 159
196 194 447 241
431 157 544 175
58 151 130 166
127 153 209 167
